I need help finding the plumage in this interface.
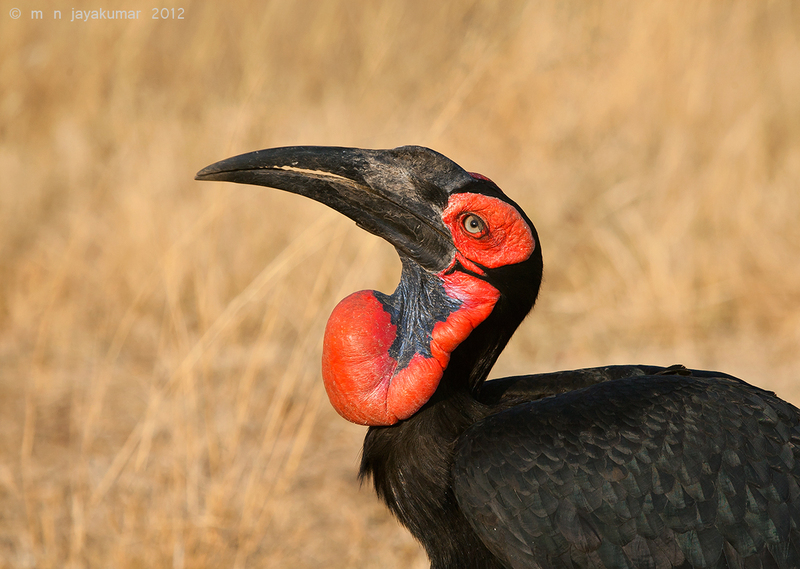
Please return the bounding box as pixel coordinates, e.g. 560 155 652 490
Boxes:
196 145 800 569
454 371 800 569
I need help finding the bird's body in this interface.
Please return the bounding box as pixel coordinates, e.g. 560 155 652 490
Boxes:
364 362 800 569
197 146 800 569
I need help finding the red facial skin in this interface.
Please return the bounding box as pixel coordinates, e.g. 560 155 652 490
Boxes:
322 191 536 426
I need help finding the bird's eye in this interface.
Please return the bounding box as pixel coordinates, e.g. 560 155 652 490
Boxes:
462 214 486 236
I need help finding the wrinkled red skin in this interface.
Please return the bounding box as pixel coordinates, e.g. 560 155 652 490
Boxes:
322 278 500 425
442 192 535 271
321 192 536 426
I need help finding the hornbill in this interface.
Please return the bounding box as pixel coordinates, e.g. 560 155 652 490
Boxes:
196 146 800 569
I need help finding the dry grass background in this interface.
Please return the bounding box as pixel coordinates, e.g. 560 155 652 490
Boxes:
1 1 799 567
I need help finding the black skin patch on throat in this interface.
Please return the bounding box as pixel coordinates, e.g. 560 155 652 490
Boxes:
374 260 462 370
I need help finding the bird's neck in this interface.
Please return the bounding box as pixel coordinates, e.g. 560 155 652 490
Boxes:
356 276 534 568
360 389 504 569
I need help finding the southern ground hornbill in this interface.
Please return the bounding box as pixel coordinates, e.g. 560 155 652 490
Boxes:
197 146 800 569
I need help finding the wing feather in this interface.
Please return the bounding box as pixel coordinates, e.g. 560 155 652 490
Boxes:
454 373 800 569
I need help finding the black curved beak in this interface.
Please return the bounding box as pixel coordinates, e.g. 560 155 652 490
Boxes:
196 145 474 272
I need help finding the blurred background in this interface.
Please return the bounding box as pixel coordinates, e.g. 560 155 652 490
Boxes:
1 1 799 567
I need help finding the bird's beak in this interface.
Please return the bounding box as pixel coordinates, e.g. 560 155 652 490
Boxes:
196 145 473 272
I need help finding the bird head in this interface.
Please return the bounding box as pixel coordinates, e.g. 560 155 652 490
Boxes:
196 146 542 426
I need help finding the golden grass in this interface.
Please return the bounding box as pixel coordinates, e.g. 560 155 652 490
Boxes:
1 1 799 567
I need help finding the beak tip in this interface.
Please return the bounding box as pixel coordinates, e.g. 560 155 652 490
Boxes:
195 163 226 181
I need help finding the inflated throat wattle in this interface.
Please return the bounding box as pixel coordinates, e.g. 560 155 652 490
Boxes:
321 268 500 426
